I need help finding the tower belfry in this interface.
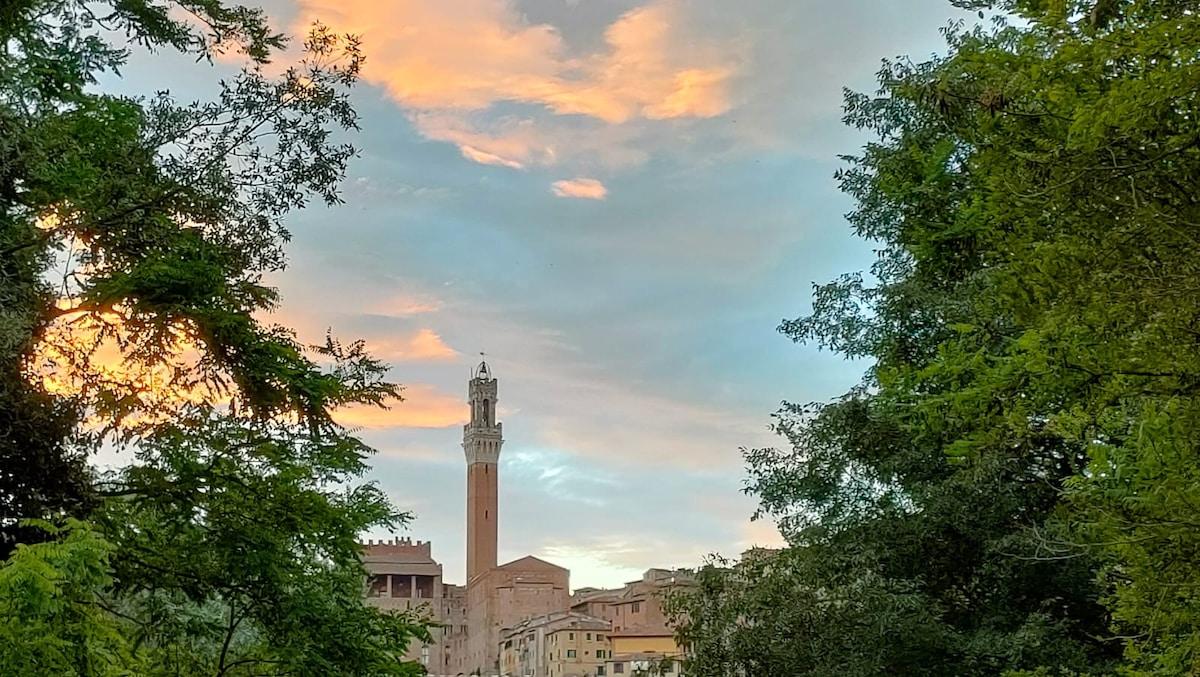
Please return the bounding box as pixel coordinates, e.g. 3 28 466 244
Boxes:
464 360 502 582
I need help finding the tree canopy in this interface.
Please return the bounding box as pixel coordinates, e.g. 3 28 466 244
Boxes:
668 0 1200 675
1 1 431 673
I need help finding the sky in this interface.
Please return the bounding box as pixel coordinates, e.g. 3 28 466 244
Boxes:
105 0 973 590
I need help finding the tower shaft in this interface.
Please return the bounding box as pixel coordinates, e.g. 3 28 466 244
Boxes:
466 463 498 581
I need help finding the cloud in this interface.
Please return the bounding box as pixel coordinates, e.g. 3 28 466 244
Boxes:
409 110 649 170
294 0 736 121
367 328 458 361
461 145 526 169
359 295 780 470
334 383 467 429
292 0 743 166
369 299 442 318
737 516 786 551
345 176 452 202
551 178 607 200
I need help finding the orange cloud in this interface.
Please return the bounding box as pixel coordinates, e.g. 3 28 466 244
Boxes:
291 0 741 166
334 383 467 429
367 328 458 362
551 178 607 200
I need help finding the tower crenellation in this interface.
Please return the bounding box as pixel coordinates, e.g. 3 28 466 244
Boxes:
463 362 503 464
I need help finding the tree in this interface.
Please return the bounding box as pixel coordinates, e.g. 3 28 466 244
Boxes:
0 520 137 676
2 0 371 549
1 1 432 673
672 0 1200 674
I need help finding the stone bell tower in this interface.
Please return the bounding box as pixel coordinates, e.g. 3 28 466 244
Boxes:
464 360 502 582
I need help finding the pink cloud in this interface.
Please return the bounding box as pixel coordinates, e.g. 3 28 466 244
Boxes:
551 178 607 200
367 328 458 362
334 383 467 429
291 0 743 167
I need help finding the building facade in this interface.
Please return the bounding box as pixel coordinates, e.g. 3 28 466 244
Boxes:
361 537 467 672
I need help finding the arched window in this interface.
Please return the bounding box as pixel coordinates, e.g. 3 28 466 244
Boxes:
482 399 491 426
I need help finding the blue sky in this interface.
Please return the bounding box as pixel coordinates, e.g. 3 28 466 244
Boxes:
108 0 972 589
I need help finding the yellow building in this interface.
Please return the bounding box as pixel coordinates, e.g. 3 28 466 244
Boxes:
605 630 680 676
546 617 611 677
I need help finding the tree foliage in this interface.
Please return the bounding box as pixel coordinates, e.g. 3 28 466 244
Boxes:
670 0 1200 675
0 1 431 673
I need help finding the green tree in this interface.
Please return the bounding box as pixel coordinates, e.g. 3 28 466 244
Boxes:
671 0 1200 674
0 520 138 676
1 1 432 673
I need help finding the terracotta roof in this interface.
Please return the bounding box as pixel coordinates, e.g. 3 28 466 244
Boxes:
500 611 612 639
572 591 621 605
497 555 568 572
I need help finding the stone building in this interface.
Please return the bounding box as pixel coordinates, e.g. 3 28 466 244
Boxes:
361 537 467 672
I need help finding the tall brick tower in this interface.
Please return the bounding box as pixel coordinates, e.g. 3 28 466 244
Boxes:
464 360 502 582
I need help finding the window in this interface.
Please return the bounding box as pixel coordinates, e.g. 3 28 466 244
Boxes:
597 667 606 676
614 662 624 674
586 633 592 640
567 650 576 658
569 632 574 640
631 602 641 613
597 650 606 659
